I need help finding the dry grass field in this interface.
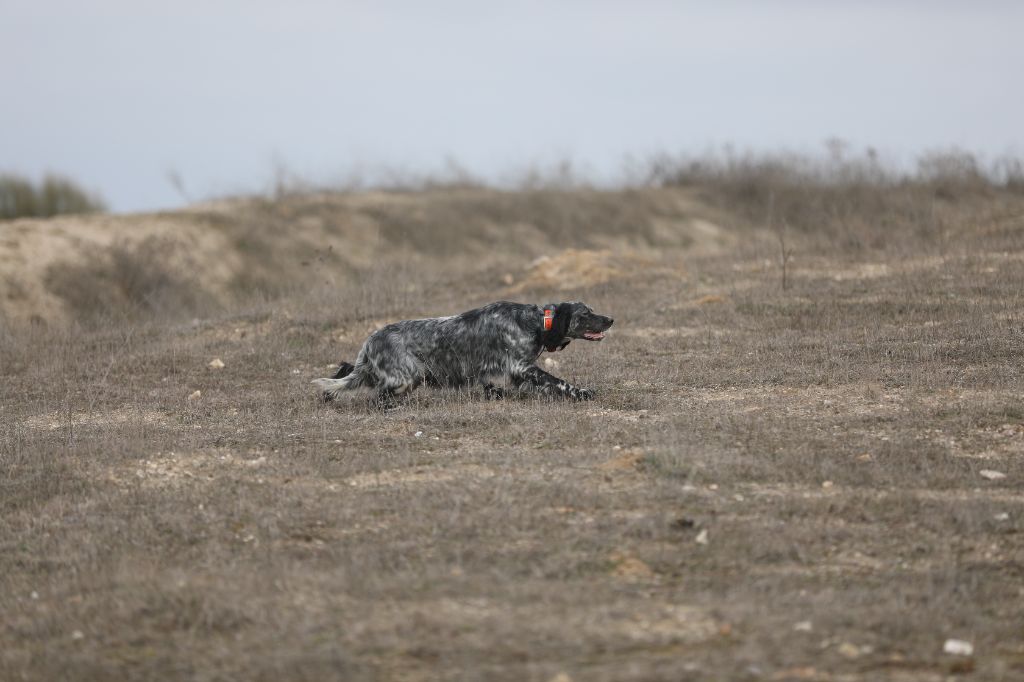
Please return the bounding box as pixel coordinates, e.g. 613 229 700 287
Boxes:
3 173 1024 680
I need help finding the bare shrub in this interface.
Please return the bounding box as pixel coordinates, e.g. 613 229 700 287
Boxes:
0 173 106 220
0 175 38 219
645 144 1023 251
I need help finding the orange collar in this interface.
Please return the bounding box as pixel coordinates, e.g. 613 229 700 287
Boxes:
542 306 568 352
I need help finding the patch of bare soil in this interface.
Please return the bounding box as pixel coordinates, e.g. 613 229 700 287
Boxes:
122 450 272 488
507 248 656 292
20 407 169 432
598 448 647 472
343 464 496 489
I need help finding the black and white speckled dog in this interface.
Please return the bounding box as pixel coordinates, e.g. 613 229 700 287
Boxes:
312 301 613 407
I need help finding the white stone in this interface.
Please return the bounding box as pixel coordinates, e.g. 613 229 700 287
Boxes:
943 639 973 656
837 642 861 658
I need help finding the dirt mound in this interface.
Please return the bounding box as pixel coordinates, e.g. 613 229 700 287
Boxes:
0 213 243 326
0 187 723 327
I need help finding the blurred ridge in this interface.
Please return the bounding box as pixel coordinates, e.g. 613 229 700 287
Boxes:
0 187 732 327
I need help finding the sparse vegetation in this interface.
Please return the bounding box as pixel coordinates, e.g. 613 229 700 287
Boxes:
646 145 1024 251
3 155 1024 680
0 173 106 220
44 236 219 325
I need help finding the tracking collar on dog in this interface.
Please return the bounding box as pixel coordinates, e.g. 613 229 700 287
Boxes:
542 306 570 352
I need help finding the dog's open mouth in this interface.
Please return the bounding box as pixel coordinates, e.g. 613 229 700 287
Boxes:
582 331 606 341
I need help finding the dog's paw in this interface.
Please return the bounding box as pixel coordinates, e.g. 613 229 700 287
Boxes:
574 387 595 401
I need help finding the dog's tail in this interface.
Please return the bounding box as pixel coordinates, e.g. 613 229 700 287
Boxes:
312 361 370 401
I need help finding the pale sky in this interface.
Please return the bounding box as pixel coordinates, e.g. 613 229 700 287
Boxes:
2 1 1022 212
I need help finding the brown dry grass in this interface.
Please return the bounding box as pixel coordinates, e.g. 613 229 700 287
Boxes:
2 177 1024 681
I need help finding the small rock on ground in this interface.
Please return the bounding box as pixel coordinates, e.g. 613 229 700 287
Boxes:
944 639 974 656
837 642 861 659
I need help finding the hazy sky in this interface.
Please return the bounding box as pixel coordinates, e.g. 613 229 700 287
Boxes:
2 1 1022 212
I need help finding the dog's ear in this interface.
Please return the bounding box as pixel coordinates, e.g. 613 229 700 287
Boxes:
543 302 575 352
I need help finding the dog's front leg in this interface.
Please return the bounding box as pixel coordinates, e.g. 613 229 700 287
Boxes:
516 365 594 401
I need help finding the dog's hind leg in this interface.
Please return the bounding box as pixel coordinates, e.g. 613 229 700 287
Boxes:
515 365 594 401
373 376 422 411
333 362 355 379
482 383 506 400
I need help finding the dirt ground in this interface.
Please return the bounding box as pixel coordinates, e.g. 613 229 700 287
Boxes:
2 184 1024 681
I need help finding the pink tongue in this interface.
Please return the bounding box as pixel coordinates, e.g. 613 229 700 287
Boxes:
585 332 605 340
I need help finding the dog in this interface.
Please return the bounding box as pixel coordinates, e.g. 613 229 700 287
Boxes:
312 301 613 407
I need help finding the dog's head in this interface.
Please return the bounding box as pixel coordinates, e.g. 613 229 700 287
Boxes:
543 301 614 351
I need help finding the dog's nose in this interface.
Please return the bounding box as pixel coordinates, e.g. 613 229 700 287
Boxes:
607 318 614 326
